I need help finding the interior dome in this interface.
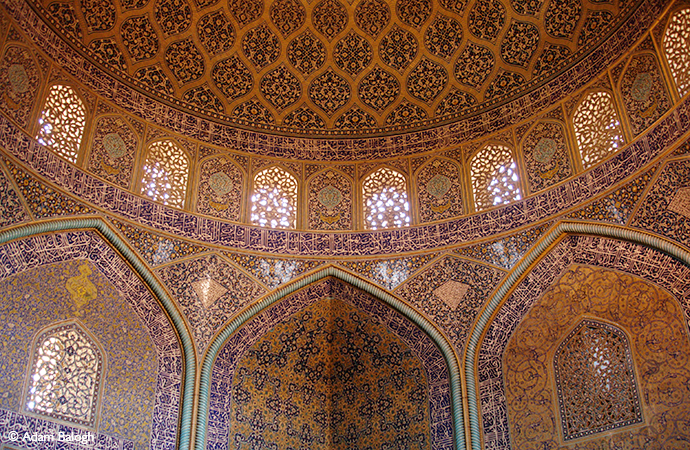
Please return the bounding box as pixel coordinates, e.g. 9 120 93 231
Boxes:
29 0 634 138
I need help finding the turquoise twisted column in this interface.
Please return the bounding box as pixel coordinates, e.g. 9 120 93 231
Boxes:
464 221 690 450
0 218 197 450
194 265 466 450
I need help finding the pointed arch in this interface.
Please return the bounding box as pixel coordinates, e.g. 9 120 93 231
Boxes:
251 165 299 228
141 139 190 208
196 265 465 450
0 218 196 450
470 144 522 211
465 221 690 450
36 84 87 163
362 166 411 229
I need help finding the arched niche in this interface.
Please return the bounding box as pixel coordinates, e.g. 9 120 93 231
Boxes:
202 274 458 450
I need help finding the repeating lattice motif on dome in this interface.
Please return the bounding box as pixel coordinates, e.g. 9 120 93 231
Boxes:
380 26 418 72
573 91 625 169
135 65 174 95
197 156 243 220
501 21 539 67
664 9 690 96
25 323 102 427
228 0 263 27
386 100 427 125
312 0 348 40
212 55 253 100
578 10 613 46
183 84 224 113
359 67 400 112
334 31 372 77
469 0 506 42
309 68 351 115
471 144 522 211
355 0 390 37
141 140 189 208
242 24 280 69
250 166 298 228
435 88 477 115
545 0 581 38
362 167 411 229
261 65 302 110
37 85 86 164
308 170 352 229
197 10 235 55
554 321 642 440
47 3 83 39
121 15 159 62
406 58 448 103
396 0 432 29
440 0 467 15
282 104 326 129
154 0 191 36
510 0 543 16
620 53 671 136
231 98 275 124
122 0 148 10
334 105 377 129
425 14 463 61
165 38 204 84
270 0 305 36
194 0 219 9
417 158 464 222
484 69 525 99
455 42 495 89
88 38 126 71
87 116 136 189
287 31 326 76
522 121 572 193
1 46 40 128
81 0 115 32
533 43 571 77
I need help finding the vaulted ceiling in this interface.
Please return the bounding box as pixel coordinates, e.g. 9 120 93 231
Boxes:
31 0 630 137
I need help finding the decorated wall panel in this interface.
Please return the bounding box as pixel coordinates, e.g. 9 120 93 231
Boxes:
0 45 40 129
416 158 464 222
307 169 353 230
521 121 573 194
87 115 137 189
504 265 690 449
196 155 243 220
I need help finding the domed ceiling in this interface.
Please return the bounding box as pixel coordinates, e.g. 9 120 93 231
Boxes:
32 0 632 137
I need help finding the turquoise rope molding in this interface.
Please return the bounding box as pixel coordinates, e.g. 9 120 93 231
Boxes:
464 221 690 450
195 266 466 450
0 218 197 450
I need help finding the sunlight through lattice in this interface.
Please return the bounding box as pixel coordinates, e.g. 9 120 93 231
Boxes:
36 85 86 163
573 92 625 169
141 141 189 208
471 145 522 212
363 168 410 230
251 166 298 229
664 8 690 96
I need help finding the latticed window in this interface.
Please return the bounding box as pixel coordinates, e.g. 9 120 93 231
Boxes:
554 320 642 440
36 85 86 163
362 167 411 229
25 323 103 427
250 166 298 228
664 8 690 96
141 140 189 208
573 91 625 169
471 145 522 212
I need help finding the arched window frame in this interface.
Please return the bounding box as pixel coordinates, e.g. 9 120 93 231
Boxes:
553 319 643 440
571 89 626 170
250 165 299 229
470 144 522 212
361 166 412 230
140 139 190 209
662 7 690 97
23 321 105 429
36 84 87 164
